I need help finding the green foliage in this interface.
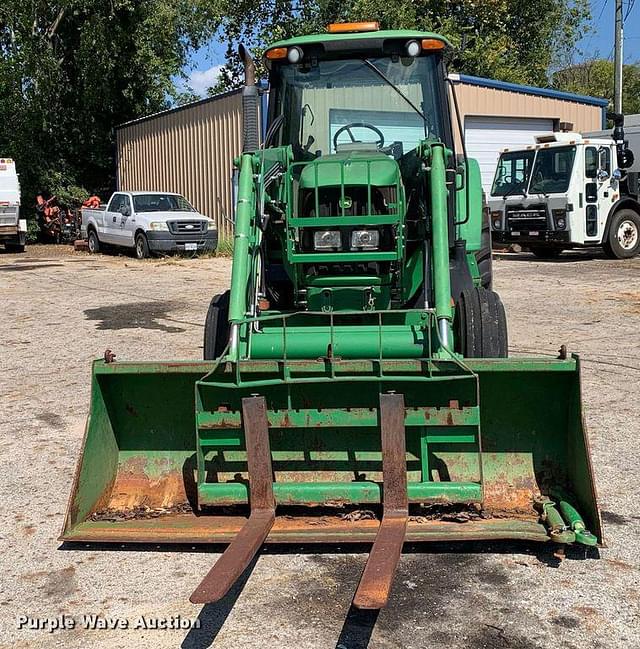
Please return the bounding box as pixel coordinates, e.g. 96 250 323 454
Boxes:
553 59 640 115
210 0 592 91
0 0 219 224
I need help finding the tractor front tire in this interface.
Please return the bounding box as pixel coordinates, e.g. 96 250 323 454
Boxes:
455 287 508 358
204 291 230 360
603 209 640 259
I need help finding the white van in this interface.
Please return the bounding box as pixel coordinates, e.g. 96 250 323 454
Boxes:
0 158 26 252
81 191 218 259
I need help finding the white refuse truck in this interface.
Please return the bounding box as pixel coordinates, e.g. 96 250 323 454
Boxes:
489 115 639 259
0 158 26 252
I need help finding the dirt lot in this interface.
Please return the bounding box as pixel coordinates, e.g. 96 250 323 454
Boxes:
0 244 638 648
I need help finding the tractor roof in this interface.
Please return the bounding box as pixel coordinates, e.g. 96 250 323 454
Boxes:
269 29 451 50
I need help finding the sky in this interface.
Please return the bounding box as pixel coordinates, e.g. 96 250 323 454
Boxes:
179 0 640 98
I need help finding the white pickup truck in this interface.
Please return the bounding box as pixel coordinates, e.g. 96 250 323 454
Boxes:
0 158 26 252
81 191 218 259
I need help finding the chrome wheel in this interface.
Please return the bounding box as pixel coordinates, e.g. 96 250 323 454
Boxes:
617 219 639 251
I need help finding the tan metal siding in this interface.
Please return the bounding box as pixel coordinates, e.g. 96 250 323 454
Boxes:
450 82 603 150
116 90 243 240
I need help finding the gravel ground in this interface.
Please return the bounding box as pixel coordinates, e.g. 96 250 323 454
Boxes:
0 244 638 648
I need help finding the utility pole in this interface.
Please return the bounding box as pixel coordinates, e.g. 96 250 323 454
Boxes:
614 0 623 113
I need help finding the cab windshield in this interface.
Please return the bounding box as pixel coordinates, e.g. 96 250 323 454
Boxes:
529 146 576 195
491 151 535 197
272 55 445 159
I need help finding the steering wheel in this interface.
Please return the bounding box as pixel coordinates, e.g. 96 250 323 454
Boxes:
333 122 385 151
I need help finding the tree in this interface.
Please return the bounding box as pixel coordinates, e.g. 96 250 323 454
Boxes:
0 1 220 222
553 59 640 115
208 0 592 92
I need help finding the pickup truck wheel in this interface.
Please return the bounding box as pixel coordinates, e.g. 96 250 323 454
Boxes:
455 287 508 358
204 291 230 360
87 230 100 253
135 232 150 259
603 209 640 259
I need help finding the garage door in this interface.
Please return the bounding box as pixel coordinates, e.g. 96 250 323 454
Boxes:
464 116 554 192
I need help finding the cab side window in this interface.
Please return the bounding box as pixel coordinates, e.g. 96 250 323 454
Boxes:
109 194 123 212
585 147 598 179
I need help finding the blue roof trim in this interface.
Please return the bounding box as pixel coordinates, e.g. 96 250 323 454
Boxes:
456 74 609 108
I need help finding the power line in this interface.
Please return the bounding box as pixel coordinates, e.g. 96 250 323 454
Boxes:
624 0 636 20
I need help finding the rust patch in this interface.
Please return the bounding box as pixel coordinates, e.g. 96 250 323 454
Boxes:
91 502 192 522
23 524 36 536
106 458 187 510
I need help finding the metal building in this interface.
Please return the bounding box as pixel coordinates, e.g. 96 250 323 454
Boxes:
116 89 246 240
115 75 607 237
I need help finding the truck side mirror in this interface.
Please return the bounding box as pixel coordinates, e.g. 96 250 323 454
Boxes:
120 205 130 217
596 169 609 182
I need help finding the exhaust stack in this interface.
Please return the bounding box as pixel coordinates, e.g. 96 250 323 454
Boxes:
239 44 260 153
608 111 635 169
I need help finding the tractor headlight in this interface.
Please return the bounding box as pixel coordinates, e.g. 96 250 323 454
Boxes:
287 46 303 63
313 230 341 249
491 210 502 230
149 221 169 231
351 229 379 250
405 40 421 57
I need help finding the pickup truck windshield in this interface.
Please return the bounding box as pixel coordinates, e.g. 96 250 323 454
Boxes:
491 150 535 197
132 194 194 213
529 146 576 195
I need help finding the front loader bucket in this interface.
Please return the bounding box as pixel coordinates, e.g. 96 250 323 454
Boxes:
62 355 601 605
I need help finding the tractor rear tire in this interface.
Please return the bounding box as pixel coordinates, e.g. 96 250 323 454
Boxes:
475 218 493 289
204 290 230 360
455 287 508 358
602 209 640 259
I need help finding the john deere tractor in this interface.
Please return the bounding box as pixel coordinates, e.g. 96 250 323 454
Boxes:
63 23 601 609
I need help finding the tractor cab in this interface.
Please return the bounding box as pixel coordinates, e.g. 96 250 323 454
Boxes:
261 26 457 314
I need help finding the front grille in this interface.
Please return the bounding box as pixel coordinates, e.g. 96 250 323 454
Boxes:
506 208 547 232
168 220 206 234
0 215 17 225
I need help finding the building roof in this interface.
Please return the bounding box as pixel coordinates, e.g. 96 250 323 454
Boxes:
449 73 609 107
116 87 242 130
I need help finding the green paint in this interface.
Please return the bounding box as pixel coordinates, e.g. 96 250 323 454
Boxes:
268 30 452 50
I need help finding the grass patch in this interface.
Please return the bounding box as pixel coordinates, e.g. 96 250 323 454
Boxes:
215 236 234 258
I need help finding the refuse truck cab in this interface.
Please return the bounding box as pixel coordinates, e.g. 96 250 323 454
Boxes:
489 126 639 259
0 158 26 252
63 23 602 610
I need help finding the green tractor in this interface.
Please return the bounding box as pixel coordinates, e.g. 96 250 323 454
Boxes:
62 23 601 609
